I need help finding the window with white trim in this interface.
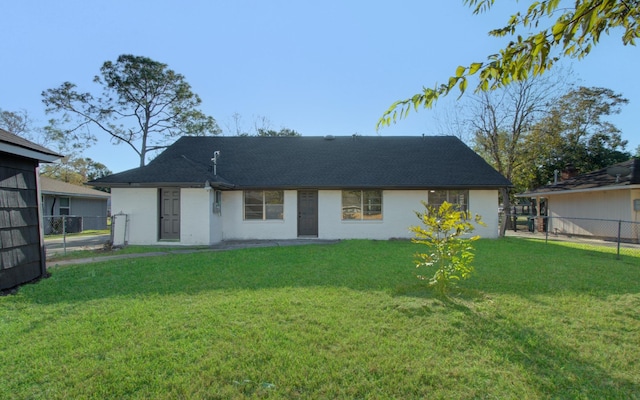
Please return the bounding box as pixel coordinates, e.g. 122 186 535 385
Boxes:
342 190 382 220
428 190 468 212
59 197 70 215
244 190 284 220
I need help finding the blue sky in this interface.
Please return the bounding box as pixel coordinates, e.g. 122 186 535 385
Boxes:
2 1 638 172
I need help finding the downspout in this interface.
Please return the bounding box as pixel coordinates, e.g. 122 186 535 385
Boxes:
35 168 47 278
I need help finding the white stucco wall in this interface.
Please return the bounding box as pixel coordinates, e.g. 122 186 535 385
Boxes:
469 189 500 238
317 190 420 240
180 188 212 245
110 188 158 246
111 187 501 245
111 187 219 246
221 189 500 241
221 190 298 240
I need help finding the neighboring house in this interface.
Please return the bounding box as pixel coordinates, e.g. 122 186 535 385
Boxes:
518 158 640 242
0 129 61 291
90 135 512 246
40 176 110 234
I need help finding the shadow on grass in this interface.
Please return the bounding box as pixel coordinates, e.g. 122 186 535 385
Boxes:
14 239 640 397
394 292 639 397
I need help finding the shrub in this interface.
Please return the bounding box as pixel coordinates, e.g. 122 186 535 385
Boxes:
410 201 484 294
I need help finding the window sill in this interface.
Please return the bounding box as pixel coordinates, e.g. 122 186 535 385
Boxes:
341 219 384 223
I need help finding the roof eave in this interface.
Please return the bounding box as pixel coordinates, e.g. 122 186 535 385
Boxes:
41 190 110 199
1 143 61 162
96 181 236 190
516 183 640 197
225 183 512 190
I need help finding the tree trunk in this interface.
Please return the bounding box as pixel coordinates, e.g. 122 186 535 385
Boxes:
499 186 512 237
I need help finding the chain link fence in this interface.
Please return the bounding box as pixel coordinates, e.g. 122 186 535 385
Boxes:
43 215 110 236
504 212 640 259
43 215 111 256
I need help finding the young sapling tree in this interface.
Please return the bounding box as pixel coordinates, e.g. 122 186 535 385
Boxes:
410 201 484 294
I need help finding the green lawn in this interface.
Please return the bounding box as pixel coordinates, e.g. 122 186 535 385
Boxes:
2 239 639 399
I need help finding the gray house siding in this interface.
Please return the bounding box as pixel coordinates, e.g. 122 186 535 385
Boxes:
0 155 45 291
42 196 108 232
40 176 110 234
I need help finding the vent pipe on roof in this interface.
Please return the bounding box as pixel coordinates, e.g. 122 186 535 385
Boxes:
211 151 220 176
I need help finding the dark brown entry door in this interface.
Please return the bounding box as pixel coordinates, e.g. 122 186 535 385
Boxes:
297 190 318 237
160 188 180 240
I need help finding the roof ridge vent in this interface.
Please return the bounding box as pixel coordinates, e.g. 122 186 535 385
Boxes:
324 135 335 140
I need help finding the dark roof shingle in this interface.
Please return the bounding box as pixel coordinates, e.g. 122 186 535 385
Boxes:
520 158 640 196
0 128 61 160
92 136 511 189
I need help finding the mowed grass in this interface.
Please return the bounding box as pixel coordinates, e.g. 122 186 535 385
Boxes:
1 239 639 399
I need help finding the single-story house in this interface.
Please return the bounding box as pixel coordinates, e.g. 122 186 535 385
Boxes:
90 135 512 246
517 158 640 242
0 128 61 291
40 176 110 234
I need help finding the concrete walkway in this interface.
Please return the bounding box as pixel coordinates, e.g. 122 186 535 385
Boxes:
46 239 341 268
45 234 111 257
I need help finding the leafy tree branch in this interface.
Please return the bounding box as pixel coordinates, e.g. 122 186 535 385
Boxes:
377 0 639 129
42 54 221 167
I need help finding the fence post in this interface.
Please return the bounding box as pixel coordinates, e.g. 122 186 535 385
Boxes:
62 216 67 256
109 214 115 245
617 220 622 260
123 214 128 246
545 216 549 244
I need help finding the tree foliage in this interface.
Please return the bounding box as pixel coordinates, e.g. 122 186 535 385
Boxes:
40 157 111 189
0 109 33 140
410 201 484 295
42 54 221 167
520 86 630 188
0 108 112 187
469 75 564 229
0 108 95 164
471 77 561 179
225 112 301 137
255 128 301 137
378 0 640 128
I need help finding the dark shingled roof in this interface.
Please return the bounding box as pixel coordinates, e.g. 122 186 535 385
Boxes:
0 128 61 159
91 135 512 189
520 158 640 196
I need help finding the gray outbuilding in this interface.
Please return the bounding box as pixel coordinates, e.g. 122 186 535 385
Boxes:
0 129 61 291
